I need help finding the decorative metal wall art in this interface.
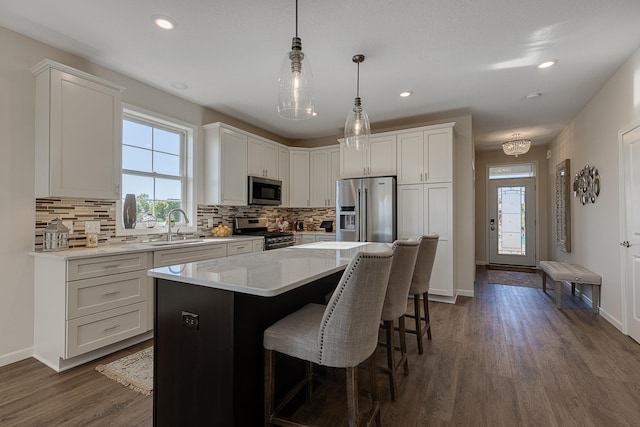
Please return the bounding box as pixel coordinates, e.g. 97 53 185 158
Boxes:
573 165 600 205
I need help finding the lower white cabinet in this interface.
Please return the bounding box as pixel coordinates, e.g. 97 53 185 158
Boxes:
296 233 336 245
153 244 227 267
34 252 153 371
227 241 253 256
397 183 453 298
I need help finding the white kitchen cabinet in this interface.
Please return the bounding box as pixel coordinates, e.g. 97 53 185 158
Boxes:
397 124 454 184
153 243 227 267
301 234 316 244
34 252 152 371
252 239 264 252
32 59 124 199
227 241 253 256
278 148 290 206
397 182 453 297
310 146 340 207
203 123 248 206
289 149 310 207
340 134 397 178
248 137 279 179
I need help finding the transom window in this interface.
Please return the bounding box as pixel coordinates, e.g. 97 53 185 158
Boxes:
117 106 196 235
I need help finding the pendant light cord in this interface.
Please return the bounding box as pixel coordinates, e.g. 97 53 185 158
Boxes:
295 0 298 38
356 61 360 98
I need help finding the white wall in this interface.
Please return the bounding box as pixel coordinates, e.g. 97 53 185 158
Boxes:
547 47 640 330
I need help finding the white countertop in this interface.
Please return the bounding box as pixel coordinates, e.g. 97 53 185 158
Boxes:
148 241 392 297
29 235 262 260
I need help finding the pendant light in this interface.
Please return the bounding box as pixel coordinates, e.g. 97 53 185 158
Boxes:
344 54 371 151
277 0 315 119
502 133 531 157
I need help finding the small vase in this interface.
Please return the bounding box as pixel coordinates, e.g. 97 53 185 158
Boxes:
123 194 137 229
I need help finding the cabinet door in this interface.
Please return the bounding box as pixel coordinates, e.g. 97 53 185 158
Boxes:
424 129 453 183
369 135 396 176
278 148 290 206
310 150 329 207
247 137 264 177
424 183 453 297
328 148 341 206
397 184 424 239
264 143 279 179
40 68 121 199
301 235 316 244
289 150 310 207
340 143 366 178
396 131 424 184
220 128 248 205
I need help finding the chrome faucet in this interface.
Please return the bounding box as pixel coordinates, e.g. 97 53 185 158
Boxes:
166 208 189 242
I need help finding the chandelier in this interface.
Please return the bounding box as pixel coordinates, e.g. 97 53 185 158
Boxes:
502 133 531 157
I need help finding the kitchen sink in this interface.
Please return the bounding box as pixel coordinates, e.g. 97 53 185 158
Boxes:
145 239 204 246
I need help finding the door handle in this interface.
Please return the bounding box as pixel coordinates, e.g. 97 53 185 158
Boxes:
621 241 631 248
490 218 495 231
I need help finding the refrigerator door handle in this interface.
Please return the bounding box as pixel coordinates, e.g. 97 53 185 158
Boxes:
357 188 361 241
363 188 368 242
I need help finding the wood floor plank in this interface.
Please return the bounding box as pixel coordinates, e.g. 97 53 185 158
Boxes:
2 267 640 426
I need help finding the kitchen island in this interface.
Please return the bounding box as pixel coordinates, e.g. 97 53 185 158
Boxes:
148 241 390 427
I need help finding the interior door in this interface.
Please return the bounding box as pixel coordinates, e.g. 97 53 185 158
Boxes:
488 177 536 266
621 123 640 343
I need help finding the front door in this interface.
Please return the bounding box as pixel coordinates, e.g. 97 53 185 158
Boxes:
621 123 640 344
488 178 536 266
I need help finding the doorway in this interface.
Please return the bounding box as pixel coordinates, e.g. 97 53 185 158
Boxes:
621 123 640 344
488 170 536 267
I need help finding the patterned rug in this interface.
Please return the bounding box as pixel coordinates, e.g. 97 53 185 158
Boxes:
96 347 153 395
487 269 542 288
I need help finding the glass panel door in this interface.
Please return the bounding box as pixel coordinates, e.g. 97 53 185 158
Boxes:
489 177 536 266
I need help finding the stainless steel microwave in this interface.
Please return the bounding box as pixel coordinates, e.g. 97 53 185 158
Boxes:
248 176 282 206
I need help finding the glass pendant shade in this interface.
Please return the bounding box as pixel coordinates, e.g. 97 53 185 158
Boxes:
344 98 371 151
277 38 315 119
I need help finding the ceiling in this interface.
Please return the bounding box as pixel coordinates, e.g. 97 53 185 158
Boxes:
2 0 640 150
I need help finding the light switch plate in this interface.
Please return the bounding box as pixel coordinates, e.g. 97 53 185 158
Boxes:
85 220 101 234
62 221 74 234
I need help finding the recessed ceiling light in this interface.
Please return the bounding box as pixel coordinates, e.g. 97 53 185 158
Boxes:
538 59 557 69
170 81 188 90
153 15 175 30
399 91 413 98
526 92 542 99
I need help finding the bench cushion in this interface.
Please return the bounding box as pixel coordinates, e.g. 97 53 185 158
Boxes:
539 261 602 285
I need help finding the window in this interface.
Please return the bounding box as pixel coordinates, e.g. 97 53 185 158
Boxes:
117 105 197 235
489 163 535 180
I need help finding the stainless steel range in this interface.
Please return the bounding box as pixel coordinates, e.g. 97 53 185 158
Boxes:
233 217 294 250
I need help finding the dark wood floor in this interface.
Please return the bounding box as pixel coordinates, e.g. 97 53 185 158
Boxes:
2 266 640 426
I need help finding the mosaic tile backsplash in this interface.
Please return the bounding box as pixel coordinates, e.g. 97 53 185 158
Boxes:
35 198 336 249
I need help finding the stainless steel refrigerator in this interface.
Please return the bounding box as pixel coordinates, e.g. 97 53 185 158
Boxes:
336 176 396 243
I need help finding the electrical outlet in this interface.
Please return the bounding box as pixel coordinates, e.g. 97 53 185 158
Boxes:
85 220 101 234
181 311 199 330
62 221 74 234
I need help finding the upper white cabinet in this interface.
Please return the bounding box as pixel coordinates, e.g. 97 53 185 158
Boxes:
397 124 453 184
289 150 310 207
32 59 124 199
278 148 290 206
340 134 397 178
248 137 278 179
310 146 340 207
203 123 248 206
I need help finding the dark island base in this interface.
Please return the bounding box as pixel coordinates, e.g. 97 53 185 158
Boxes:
153 272 342 427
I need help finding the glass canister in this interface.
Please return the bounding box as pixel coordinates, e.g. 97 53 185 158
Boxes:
43 218 70 251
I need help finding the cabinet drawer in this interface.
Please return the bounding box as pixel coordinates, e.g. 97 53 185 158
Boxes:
316 235 335 242
227 241 253 256
252 239 263 252
154 244 227 267
68 252 151 281
66 302 147 358
67 270 149 320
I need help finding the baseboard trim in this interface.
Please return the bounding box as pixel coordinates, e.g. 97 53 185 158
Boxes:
0 346 34 368
457 289 475 298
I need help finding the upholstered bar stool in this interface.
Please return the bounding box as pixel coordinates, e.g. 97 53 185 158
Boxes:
405 234 439 354
379 240 419 402
263 249 394 427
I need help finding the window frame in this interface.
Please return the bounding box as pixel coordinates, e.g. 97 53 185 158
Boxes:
116 104 198 237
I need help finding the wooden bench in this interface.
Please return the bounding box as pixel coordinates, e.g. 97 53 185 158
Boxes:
539 261 602 313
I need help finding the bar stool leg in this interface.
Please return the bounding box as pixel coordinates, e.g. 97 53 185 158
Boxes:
423 291 432 340
413 294 424 355
399 315 409 375
346 366 359 427
384 320 398 401
264 349 274 427
367 353 382 427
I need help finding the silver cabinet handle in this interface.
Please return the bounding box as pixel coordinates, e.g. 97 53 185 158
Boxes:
115 183 120 196
103 324 120 332
103 291 120 297
104 264 121 269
